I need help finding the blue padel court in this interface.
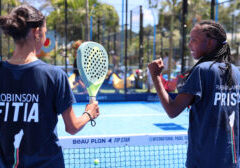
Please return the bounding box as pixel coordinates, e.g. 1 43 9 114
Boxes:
57 101 189 168
57 101 189 136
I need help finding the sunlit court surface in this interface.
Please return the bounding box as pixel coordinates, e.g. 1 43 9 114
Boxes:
57 102 189 168
0 0 238 167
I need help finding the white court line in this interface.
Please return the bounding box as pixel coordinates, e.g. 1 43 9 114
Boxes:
58 113 167 120
100 113 167 118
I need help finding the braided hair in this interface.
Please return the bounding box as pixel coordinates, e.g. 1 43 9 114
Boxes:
187 20 233 86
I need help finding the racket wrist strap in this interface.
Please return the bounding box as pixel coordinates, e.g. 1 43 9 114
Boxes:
83 111 96 127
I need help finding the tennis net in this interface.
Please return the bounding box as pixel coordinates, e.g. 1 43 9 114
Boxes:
59 132 188 168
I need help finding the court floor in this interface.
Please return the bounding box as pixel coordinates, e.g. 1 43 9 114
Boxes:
57 101 189 137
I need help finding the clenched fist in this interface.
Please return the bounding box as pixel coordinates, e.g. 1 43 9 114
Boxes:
148 58 165 78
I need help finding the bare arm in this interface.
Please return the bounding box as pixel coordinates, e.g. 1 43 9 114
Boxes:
148 59 194 118
62 102 99 135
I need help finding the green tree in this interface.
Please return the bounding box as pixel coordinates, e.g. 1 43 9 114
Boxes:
93 3 119 42
46 0 119 43
43 0 119 64
149 0 239 72
1 0 21 60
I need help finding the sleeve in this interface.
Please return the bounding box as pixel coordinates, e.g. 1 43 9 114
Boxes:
178 66 203 103
55 70 76 115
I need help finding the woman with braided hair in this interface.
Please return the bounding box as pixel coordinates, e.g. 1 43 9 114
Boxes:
148 20 240 167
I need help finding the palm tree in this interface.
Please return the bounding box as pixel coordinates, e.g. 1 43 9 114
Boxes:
158 0 180 80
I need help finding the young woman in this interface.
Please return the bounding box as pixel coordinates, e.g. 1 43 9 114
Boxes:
0 4 99 168
148 20 240 167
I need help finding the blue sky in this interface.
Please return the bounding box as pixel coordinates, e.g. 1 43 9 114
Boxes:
25 0 233 29
98 0 231 29
99 0 158 28
24 0 157 28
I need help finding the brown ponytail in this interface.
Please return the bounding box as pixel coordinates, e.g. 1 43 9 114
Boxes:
0 4 45 41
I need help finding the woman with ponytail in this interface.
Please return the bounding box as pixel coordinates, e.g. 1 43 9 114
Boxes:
0 4 99 168
148 20 240 167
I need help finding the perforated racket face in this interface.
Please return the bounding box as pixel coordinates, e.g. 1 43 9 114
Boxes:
77 42 108 96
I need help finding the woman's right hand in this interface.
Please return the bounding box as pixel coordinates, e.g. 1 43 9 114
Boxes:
62 102 100 134
85 101 100 119
148 58 164 78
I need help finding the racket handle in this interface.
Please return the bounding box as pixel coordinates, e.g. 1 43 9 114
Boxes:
89 96 96 103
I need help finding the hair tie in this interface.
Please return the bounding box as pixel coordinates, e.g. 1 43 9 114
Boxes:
222 41 227 45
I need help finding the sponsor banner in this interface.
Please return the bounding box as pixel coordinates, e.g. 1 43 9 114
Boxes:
59 133 188 149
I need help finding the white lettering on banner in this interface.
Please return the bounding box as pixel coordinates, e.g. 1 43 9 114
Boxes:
214 92 239 106
0 93 40 123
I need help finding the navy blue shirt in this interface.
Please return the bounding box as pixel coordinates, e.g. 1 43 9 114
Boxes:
179 61 240 168
0 60 76 168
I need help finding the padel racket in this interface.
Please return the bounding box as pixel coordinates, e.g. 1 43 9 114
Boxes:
77 41 108 102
